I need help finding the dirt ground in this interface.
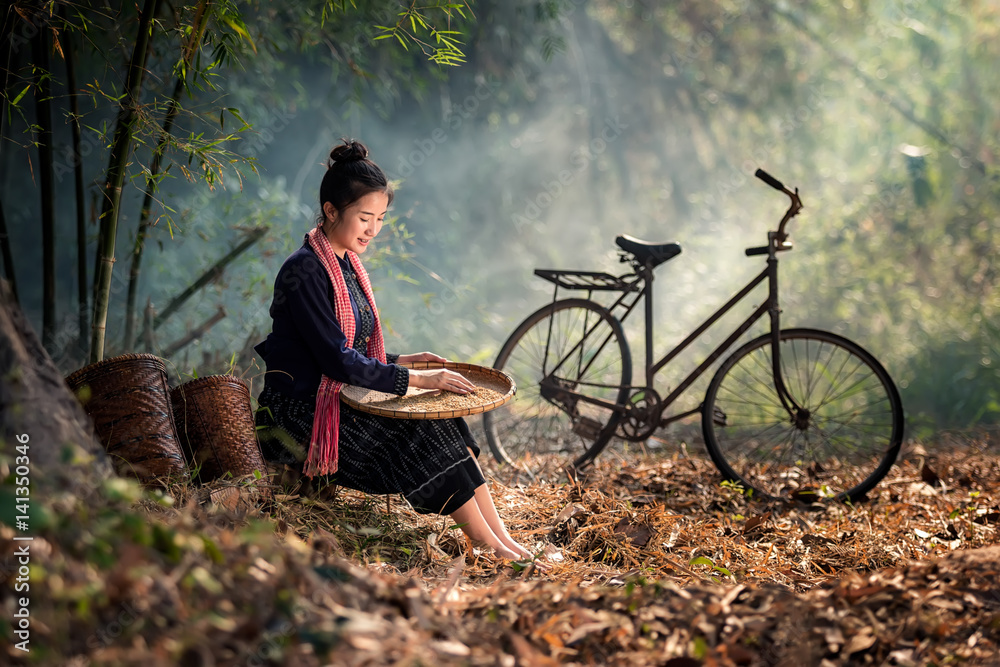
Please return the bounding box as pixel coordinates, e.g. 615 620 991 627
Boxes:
4 432 1000 665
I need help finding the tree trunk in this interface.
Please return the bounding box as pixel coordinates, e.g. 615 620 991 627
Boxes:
0 12 16 304
0 280 113 496
89 0 163 364
0 199 15 304
33 25 57 350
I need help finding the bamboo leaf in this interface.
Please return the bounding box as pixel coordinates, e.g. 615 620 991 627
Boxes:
222 17 256 53
51 29 65 59
11 84 32 107
226 108 250 130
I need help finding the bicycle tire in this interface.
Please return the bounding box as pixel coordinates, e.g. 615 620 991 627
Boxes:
702 328 903 502
483 298 631 478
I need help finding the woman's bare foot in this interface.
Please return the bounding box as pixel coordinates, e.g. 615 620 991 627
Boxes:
497 534 555 571
502 535 535 560
495 545 524 561
467 536 522 561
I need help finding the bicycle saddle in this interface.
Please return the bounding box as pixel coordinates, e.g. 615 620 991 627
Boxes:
615 235 682 268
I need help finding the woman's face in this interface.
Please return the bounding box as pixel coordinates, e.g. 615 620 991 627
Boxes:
323 191 389 257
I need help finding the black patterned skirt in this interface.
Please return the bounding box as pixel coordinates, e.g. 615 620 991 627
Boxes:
255 385 486 515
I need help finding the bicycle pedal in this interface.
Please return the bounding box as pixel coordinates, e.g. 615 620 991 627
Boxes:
712 407 728 427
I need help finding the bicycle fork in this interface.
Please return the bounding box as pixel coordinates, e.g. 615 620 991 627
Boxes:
765 238 809 428
712 236 808 431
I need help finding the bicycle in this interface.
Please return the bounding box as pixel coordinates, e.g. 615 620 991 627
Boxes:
483 170 904 502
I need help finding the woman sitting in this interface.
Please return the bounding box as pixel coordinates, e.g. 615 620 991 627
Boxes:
254 139 534 562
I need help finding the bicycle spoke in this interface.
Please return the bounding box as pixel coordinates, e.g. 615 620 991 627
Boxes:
771 426 799 480
812 349 863 409
810 420 886 466
819 407 896 430
715 390 788 418
722 356 782 405
816 371 882 411
788 336 808 405
819 386 892 413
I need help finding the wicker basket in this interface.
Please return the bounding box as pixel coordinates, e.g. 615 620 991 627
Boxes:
65 353 188 485
170 375 269 493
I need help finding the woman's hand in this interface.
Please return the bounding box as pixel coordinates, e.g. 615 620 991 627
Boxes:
398 352 473 393
397 351 448 365
408 368 475 394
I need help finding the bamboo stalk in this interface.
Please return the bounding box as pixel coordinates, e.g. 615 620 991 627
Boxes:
89 0 163 364
33 25 56 349
123 0 212 350
64 13 89 358
149 225 268 332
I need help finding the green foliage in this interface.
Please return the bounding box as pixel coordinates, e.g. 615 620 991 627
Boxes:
3 0 999 430
374 2 471 66
689 555 735 583
1 0 476 365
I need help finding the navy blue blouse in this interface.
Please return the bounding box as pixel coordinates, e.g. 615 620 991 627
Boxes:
254 240 407 400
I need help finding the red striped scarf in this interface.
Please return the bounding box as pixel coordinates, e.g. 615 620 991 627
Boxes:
303 225 387 477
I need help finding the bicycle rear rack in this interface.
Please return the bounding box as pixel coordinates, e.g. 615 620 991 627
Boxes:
534 269 639 292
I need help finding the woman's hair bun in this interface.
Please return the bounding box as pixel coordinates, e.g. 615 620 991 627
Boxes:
329 139 368 167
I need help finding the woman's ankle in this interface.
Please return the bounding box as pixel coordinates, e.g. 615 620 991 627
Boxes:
466 535 520 561
499 532 531 553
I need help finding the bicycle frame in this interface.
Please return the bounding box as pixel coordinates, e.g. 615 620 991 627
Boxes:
542 173 805 429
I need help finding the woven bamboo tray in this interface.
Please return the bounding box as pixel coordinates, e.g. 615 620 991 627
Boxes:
171 375 269 495
65 353 188 485
341 361 515 420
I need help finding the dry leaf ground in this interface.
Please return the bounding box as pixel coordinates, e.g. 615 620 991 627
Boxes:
3 430 1000 665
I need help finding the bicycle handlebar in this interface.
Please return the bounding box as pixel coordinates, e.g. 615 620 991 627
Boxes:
745 168 804 257
754 168 803 244
754 169 785 192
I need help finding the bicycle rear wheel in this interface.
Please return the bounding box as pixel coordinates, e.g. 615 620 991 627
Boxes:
483 298 631 479
702 328 903 502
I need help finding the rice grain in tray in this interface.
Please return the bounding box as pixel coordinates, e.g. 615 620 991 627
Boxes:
372 386 505 412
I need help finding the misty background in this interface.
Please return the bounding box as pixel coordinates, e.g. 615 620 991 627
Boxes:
3 0 998 439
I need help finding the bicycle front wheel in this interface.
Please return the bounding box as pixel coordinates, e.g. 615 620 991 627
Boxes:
702 328 903 502
483 298 631 479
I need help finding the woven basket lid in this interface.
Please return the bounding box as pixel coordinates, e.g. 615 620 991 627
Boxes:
65 352 166 389
171 373 250 399
341 361 515 420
